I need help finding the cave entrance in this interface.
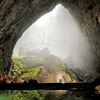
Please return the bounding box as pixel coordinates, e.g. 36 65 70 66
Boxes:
11 4 96 84
0 3 99 100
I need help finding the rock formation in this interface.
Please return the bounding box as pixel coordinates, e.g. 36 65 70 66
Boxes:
0 0 100 73
18 46 29 57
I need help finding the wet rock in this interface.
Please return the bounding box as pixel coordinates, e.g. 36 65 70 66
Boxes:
69 67 100 82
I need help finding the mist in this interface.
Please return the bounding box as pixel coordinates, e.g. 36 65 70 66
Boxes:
13 4 94 68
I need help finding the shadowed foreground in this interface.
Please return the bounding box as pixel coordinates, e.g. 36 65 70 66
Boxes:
0 78 100 99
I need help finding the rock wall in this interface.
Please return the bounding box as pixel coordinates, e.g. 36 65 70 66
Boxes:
0 0 59 73
66 0 100 72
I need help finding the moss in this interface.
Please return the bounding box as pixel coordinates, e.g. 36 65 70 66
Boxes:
11 90 43 100
12 56 26 76
20 66 43 79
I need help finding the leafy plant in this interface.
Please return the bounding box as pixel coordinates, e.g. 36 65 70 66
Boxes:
11 56 44 100
20 66 43 79
11 90 43 100
12 56 26 76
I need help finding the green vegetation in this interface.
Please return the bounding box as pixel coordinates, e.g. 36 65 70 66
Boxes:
36 59 44 65
43 55 66 75
10 56 44 100
0 93 11 100
0 56 86 100
20 66 43 79
12 56 26 76
11 56 43 79
44 92 58 100
58 92 86 100
11 90 43 100
55 57 66 72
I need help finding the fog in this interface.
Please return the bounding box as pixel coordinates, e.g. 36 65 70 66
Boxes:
13 4 94 68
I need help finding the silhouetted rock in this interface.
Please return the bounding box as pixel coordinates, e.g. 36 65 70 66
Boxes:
18 46 29 57
28 79 37 83
28 47 50 59
40 47 50 58
28 49 41 57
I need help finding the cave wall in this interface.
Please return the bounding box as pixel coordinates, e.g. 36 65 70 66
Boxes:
0 0 100 73
0 0 59 73
65 0 100 72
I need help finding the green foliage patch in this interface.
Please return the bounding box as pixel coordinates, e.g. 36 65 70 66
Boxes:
11 56 44 100
11 90 43 100
12 56 26 76
20 66 43 79
12 56 43 79
0 93 11 100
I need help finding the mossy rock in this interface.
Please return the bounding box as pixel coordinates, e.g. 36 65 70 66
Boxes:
43 55 66 73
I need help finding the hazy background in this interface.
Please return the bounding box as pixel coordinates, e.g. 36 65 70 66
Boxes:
13 4 94 68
